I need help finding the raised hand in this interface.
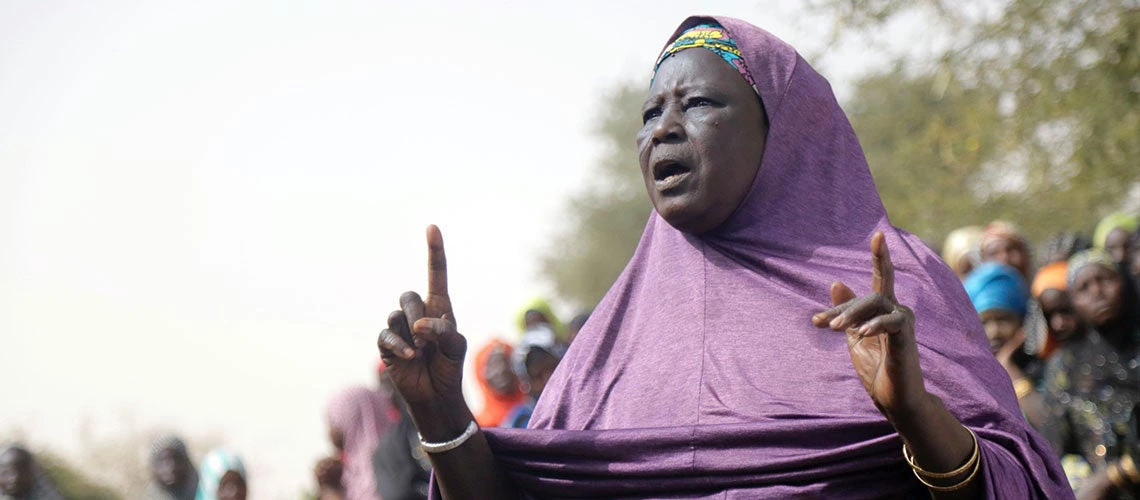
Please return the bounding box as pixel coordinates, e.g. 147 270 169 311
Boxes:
811 232 927 420
377 225 467 408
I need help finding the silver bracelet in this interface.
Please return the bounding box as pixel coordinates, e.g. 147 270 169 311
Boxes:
418 420 478 454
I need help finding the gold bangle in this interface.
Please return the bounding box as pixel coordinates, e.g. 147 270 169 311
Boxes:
1013 377 1034 399
902 427 979 479
1120 454 1140 484
1108 463 1130 490
912 448 982 492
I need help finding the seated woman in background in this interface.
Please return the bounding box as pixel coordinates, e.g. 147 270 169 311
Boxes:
980 221 1034 281
195 449 247 500
964 262 1047 429
1030 261 1081 360
472 340 526 428
1041 249 1140 498
325 386 393 500
377 16 1070 498
146 436 199 500
1095 213 1139 268
942 226 983 281
0 445 61 500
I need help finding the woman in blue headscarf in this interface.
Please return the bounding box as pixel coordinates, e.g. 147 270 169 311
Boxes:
195 449 247 500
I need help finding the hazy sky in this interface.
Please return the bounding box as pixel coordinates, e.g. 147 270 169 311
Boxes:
0 1 896 496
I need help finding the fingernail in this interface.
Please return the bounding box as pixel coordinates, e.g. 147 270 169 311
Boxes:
404 348 415 358
857 325 869 336
829 317 843 329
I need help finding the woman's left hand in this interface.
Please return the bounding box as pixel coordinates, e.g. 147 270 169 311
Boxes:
812 232 928 422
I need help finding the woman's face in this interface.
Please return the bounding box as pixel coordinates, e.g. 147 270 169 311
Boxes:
217 470 248 500
483 345 519 395
1105 228 1133 264
152 448 189 489
1038 288 1081 343
1071 264 1123 327
981 238 1030 278
637 47 768 234
979 309 1022 352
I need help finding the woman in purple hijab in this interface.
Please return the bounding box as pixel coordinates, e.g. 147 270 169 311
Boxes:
377 16 1072 499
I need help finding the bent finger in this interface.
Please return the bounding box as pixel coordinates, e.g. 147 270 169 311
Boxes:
812 282 859 327
388 310 415 346
378 328 415 360
399 292 426 346
855 310 909 337
828 293 890 331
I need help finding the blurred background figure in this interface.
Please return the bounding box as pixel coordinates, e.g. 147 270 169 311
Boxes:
1040 249 1140 498
565 311 591 345
1094 212 1139 267
980 220 1034 280
312 457 344 500
517 298 565 349
1039 231 1091 268
963 262 1046 428
0 445 61 500
145 436 198 500
473 340 525 428
372 363 431 500
1029 261 1080 360
502 346 562 429
195 449 246 500
324 386 392 500
941 225 983 280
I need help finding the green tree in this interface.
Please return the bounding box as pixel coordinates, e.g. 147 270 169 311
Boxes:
539 84 651 309
816 0 1140 245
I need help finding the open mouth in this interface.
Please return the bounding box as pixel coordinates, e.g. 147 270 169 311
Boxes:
653 160 692 192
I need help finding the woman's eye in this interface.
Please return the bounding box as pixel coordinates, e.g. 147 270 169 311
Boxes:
686 97 714 108
642 107 662 124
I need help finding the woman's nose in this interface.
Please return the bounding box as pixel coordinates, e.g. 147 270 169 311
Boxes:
651 107 684 144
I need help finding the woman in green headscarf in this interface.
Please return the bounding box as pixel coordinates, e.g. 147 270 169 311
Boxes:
1094 212 1139 266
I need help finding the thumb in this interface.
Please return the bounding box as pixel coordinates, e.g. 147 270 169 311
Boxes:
438 312 467 361
830 281 857 307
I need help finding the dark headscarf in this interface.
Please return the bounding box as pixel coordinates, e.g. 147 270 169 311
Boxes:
466 15 1070 499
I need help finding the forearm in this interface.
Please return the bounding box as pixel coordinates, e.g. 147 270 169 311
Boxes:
891 392 982 498
408 397 516 500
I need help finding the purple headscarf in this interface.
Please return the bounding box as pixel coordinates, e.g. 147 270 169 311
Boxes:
472 15 1070 498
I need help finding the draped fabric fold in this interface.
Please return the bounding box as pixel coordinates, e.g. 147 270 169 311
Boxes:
463 15 1071 498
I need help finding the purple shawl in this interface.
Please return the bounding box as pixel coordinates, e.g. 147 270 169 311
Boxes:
476 16 1071 498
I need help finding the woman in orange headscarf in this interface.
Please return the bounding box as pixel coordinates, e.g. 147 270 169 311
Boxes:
472 340 525 427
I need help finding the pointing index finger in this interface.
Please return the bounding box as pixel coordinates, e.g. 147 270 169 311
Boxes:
870 231 896 300
426 224 449 302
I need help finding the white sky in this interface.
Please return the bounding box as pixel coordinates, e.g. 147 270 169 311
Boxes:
0 1 903 497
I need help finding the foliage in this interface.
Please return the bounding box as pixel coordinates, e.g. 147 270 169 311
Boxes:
538 84 651 309
816 0 1140 245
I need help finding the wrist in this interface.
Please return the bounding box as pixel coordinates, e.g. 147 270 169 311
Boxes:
407 396 474 442
885 391 937 434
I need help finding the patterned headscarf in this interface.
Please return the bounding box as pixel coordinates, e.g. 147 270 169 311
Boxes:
1093 212 1139 250
652 22 756 92
1067 249 1119 287
195 449 245 500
